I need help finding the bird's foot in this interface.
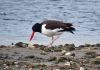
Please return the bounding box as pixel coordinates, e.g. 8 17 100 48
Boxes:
47 44 52 48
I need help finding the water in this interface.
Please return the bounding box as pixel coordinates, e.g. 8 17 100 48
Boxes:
0 0 100 46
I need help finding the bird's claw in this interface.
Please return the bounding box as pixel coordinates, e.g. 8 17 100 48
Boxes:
48 43 52 48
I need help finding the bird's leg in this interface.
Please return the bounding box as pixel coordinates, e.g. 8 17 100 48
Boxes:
52 35 60 44
48 35 60 48
48 36 54 48
51 36 54 45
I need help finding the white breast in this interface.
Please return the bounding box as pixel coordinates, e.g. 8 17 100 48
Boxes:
42 24 63 37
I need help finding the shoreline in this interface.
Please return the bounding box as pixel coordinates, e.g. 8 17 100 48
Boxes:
0 41 100 47
0 42 100 70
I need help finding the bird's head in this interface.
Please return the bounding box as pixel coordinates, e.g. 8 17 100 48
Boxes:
32 23 42 32
29 23 42 41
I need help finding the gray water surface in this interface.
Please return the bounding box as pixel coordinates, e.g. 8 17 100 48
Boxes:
0 0 100 46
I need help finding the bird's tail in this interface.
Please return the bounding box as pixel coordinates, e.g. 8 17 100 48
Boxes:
59 27 75 34
65 27 75 34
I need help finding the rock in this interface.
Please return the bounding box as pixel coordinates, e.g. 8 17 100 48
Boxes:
48 57 56 61
24 55 35 59
85 51 96 58
56 56 67 63
15 42 28 48
61 50 66 54
65 52 72 56
78 45 85 48
84 44 91 47
15 64 19 68
64 62 70 66
69 44 75 47
43 48 52 52
92 56 100 64
54 69 60 70
64 44 69 46
14 61 19 65
71 53 75 57
39 45 47 50
15 42 23 47
28 65 34 70
33 44 39 48
95 43 100 47
4 66 9 69
3 63 7 66
63 44 75 51
80 67 84 70
0 45 7 48
28 68 34 70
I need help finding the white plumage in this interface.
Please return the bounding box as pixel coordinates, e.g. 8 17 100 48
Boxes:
42 24 63 37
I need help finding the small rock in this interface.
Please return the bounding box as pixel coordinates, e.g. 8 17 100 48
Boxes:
33 44 39 48
28 65 34 70
24 55 35 59
61 50 66 54
28 68 34 70
15 64 19 68
5 66 9 69
95 43 100 47
65 52 71 56
64 62 70 66
15 42 28 48
0 45 7 48
3 64 7 66
80 67 84 70
14 61 19 65
78 45 85 48
54 69 60 70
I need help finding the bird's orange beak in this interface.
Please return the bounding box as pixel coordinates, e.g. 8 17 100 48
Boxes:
29 31 35 41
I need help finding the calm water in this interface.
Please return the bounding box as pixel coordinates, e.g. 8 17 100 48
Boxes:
0 0 100 46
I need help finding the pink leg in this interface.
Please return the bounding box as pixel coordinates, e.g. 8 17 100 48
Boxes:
48 35 60 48
48 36 54 48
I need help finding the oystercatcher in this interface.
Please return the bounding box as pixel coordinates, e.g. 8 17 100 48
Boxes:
29 20 75 47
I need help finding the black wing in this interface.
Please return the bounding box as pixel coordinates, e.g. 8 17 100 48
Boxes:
41 20 73 30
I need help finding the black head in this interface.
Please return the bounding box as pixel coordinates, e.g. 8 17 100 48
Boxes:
32 23 42 33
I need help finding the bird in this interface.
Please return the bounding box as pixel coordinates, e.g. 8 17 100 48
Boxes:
29 20 75 47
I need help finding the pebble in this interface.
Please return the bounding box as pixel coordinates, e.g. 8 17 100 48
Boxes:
28 68 34 70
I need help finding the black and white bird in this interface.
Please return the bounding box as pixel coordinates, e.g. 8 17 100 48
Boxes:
29 20 75 47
